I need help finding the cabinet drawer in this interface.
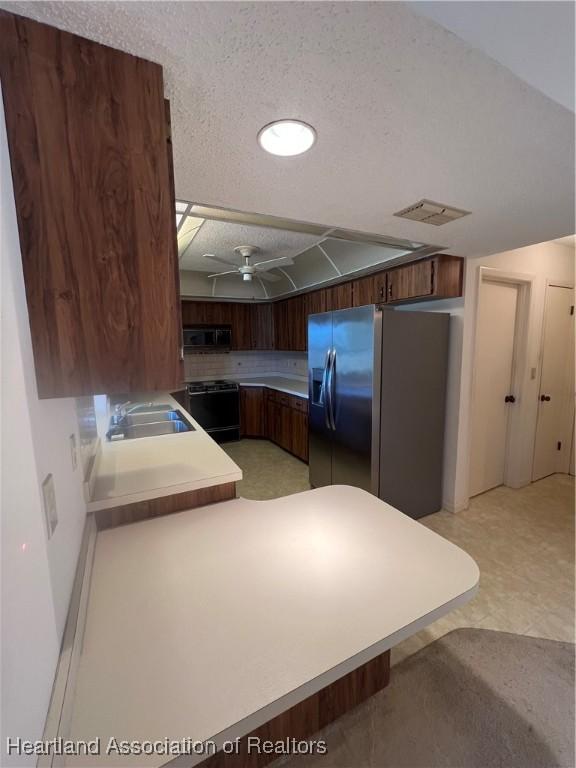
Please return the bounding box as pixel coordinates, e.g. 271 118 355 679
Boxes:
292 396 308 413
276 392 292 408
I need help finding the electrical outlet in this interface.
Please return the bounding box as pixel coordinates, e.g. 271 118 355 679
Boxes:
70 433 77 471
41 474 58 539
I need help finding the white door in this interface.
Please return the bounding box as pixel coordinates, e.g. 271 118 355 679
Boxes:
532 285 575 480
469 280 519 497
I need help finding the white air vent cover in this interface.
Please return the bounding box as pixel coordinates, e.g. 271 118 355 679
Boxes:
394 199 471 226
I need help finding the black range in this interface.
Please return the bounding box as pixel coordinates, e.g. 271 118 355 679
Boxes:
186 380 240 443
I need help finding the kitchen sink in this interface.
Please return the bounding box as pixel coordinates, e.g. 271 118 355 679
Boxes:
106 408 194 441
123 410 186 426
124 403 173 414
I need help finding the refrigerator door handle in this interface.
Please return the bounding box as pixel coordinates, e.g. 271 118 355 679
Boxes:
322 348 332 429
327 347 336 430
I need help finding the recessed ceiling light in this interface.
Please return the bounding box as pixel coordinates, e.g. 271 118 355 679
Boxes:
258 120 316 157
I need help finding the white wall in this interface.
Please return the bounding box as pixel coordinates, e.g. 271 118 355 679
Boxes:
1 96 90 763
449 241 575 511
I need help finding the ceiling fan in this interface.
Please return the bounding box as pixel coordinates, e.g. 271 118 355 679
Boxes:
204 246 290 282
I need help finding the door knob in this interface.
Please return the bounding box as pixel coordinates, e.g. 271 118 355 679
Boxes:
540 394 551 402
504 395 516 403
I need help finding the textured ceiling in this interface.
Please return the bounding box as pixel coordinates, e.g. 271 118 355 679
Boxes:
2 1 574 258
178 219 322 272
410 1 575 112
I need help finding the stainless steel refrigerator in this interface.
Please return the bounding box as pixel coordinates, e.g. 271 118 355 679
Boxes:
308 304 449 518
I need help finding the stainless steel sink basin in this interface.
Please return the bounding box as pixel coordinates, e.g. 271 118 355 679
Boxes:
123 410 184 426
125 403 173 414
114 420 192 439
106 408 194 440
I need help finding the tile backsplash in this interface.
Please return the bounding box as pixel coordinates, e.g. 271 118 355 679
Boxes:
184 351 307 381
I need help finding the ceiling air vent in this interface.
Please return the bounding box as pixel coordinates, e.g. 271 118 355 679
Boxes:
394 199 471 226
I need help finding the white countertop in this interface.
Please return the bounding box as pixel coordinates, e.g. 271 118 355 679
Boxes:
69 486 479 766
87 393 242 512
231 374 308 398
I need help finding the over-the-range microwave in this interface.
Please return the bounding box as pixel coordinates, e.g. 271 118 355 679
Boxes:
182 326 232 352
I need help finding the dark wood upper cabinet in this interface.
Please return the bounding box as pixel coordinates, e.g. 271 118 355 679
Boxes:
324 282 353 311
1 11 182 398
179 256 463 354
251 303 274 350
230 303 252 350
385 254 463 304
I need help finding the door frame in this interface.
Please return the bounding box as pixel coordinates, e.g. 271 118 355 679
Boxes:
532 279 575 478
468 267 535 495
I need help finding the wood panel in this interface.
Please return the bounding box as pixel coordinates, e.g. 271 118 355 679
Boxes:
387 260 434 302
385 255 463 304
291 409 309 462
0 11 182 397
197 649 390 768
182 301 233 326
94 482 236 530
251 303 274 350
231 303 252 350
432 254 464 298
240 387 266 437
324 282 354 311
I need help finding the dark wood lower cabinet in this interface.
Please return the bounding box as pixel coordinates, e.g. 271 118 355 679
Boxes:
94 482 237 530
240 387 267 437
242 387 308 463
196 649 391 768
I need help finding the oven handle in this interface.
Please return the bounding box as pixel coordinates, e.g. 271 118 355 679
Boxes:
187 390 239 395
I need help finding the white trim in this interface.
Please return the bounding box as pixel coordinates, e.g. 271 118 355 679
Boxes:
39 516 97 767
316 243 342 276
279 267 297 290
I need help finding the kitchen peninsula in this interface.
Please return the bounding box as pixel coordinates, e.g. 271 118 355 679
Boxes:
68 486 479 767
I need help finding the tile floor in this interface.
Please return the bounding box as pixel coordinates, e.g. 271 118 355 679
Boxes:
223 438 311 500
223 438 575 662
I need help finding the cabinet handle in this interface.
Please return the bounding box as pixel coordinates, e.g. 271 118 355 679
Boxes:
504 395 516 403
540 394 551 402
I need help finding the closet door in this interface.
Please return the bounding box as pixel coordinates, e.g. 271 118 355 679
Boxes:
532 286 575 480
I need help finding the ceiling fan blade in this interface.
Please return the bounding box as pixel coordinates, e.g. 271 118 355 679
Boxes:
203 253 239 268
258 271 282 283
254 256 293 268
207 270 238 279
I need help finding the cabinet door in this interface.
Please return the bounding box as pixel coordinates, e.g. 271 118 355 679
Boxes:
274 300 291 350
325 282 353 311
432 255 464 299
240 387 265 437
1 11 182 397
181 301 232 325
291 410 309 462
278 404 293 453
294 295 308 351
231 304 252 350
352 273 386 306
251 303 274 350
386 261 434 303
266 399 281 444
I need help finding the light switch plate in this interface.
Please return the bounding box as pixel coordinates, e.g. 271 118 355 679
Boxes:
42 474 58 539
70 433 77 471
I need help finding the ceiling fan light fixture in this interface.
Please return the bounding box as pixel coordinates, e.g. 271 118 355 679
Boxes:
258 120 316 157
243 273 252 282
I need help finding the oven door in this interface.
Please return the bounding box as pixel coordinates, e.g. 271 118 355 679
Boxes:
187 389 240 441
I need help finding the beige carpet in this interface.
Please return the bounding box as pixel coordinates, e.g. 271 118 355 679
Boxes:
274 629 575 768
